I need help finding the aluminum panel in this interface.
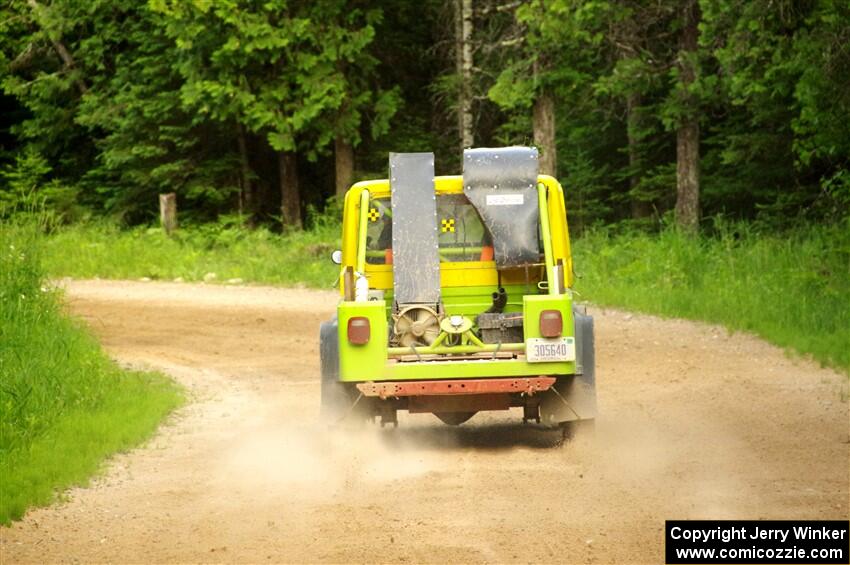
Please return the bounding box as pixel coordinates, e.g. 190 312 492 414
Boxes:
463 146 540 267
389 152 440 306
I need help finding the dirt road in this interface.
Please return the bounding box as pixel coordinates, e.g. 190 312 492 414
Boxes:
2 280 847 564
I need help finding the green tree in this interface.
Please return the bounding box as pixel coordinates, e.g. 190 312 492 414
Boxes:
153 0 399 228
488 0 603 176
2 0 239 221
1 0 93 198
79 2 237 221
701 0 849 223
489 0 676 225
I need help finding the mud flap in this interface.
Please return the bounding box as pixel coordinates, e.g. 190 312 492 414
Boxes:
539 311 597 427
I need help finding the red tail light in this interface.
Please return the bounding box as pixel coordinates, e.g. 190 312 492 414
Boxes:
347 317 371 345
539 310 563 338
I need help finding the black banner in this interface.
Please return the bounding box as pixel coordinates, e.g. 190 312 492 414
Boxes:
666 520 849 564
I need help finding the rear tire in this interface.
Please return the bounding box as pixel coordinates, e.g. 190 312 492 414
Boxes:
320 317 351 424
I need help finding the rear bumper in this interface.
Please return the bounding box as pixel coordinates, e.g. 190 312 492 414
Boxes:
367 357 575 382
356 376 556 399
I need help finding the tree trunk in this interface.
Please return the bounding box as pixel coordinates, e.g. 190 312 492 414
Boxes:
676 120 700 231
626 92 652 219
279 151 302 230
533 91 556 176
458 0 474 151
675 0 700 233
335 137 354 199
235 122 253 223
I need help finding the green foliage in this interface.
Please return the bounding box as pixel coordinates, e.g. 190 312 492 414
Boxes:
573 221 850 373
1 0 848 225
152 0 399 157
76 2 238 220
1 0 400 223
0 221 183 523
486 0 850 226
700 0 850 222
41 220 340 288
1 145 82 221
488 62 535 111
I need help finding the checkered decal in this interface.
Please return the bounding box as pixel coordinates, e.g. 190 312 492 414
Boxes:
367 208 381 222
441 218 455 233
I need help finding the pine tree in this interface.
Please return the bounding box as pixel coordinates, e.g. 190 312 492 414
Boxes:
153 0 398 228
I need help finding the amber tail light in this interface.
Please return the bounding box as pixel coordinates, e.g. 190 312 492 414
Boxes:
347 317 371 345
539 310 563 338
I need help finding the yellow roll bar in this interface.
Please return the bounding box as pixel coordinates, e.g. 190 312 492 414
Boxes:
356 189 370 274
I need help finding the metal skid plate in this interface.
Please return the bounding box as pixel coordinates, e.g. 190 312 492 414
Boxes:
463 146 540 267
390 152 440 306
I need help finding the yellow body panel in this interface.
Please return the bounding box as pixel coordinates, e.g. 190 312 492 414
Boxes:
339 175 573 293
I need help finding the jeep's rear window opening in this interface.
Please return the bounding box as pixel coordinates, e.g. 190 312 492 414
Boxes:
365 194 493 265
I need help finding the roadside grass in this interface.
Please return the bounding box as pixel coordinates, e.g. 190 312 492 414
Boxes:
0 222 183 524
572 221 850 374
42 221 340 289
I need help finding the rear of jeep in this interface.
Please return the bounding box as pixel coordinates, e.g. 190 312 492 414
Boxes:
320 147 596 432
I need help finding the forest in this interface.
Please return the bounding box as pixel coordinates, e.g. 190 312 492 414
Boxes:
1 0 847 231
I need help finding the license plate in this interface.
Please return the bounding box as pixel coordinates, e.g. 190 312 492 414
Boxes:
526 337 575 363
